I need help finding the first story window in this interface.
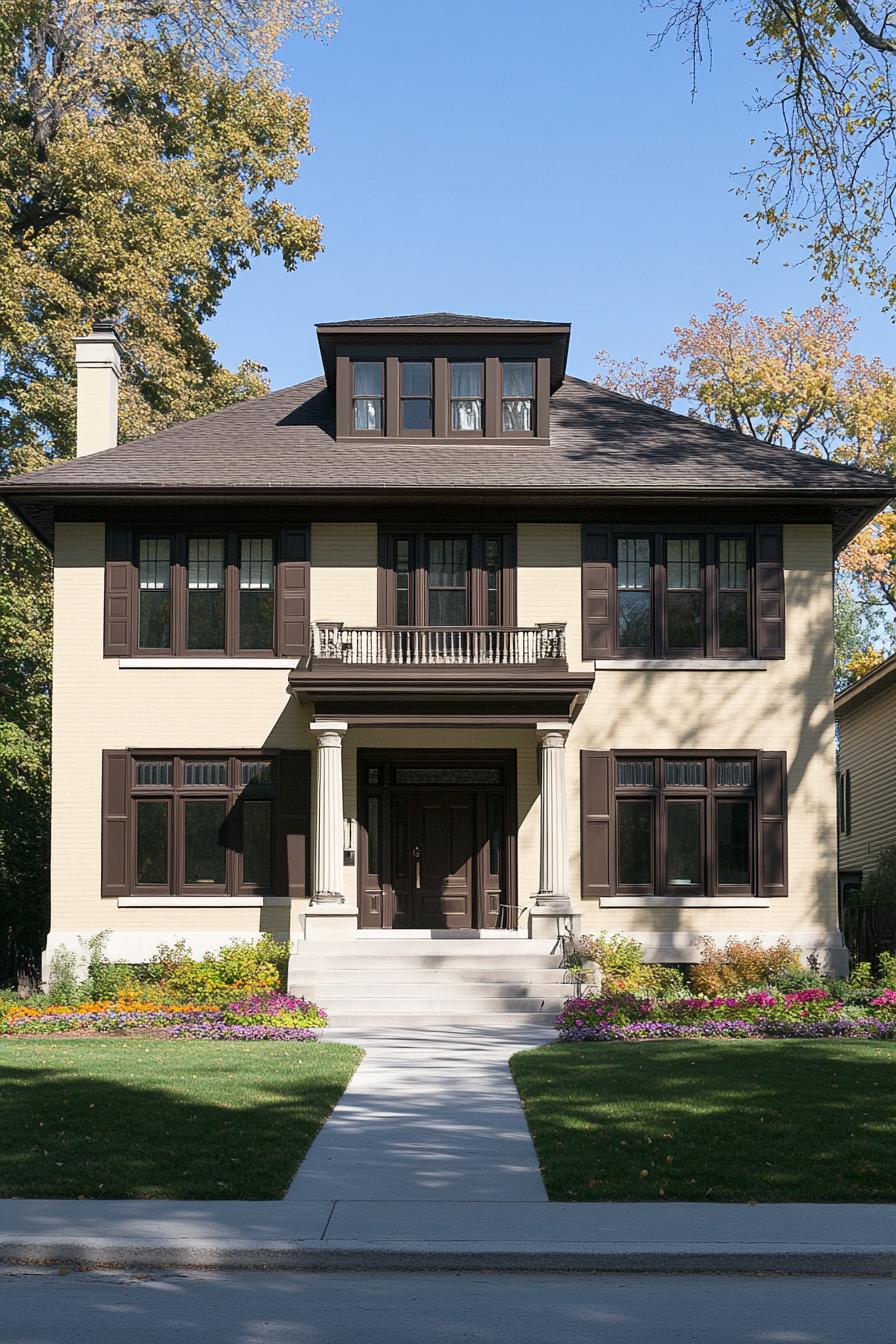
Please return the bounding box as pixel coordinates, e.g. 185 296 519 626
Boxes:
102 749 311 900
615 754 758 897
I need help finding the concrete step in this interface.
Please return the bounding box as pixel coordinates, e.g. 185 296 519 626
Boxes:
295 969 571 986
319 989 569 1011
293 954 564 972
324 1011 557 1028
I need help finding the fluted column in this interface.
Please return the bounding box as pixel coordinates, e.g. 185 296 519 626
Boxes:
310 720 347 904
535 721 571 910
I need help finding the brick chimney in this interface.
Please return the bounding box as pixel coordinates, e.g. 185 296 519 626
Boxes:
74 320 123 456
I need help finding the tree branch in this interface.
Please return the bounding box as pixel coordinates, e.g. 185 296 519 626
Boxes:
832 0 896 55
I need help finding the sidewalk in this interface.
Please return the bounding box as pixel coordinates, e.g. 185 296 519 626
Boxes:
2 1027 896 1273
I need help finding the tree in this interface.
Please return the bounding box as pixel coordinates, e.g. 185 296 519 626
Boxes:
651 2 896 309
0 0 337 986
594 292 896 662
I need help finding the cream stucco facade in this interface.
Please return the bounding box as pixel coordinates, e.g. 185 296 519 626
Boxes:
46 518 844 972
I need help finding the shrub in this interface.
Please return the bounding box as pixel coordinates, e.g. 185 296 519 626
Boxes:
163 937 286 1005
220 993 326 1029
858 846 896 905
878 950 896 989
575 932 686 999
688 936 802 996
45 943 83 1006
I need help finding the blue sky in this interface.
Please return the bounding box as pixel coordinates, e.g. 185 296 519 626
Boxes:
205 1 896 390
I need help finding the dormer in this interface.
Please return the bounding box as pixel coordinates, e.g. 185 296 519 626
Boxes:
316 313 570 444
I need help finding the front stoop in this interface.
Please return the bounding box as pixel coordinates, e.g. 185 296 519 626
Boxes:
288 938 571 1027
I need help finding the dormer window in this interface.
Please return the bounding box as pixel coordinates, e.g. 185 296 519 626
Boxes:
352 360 384 431
401 361 433 432
450 362 484 432
502 360 534 432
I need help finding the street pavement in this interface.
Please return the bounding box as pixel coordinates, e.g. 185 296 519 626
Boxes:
1 1267 894 1343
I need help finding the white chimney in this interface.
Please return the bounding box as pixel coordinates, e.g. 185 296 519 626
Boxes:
74 320 123 456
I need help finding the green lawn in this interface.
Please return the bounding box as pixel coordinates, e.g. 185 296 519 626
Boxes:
510 1040 896 1202
0 1039 361 1199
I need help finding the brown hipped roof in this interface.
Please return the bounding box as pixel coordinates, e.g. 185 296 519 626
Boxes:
3 374 892 549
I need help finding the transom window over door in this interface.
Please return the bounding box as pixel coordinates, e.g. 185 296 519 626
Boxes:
379 530 515 628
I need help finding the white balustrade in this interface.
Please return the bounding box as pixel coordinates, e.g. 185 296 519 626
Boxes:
313 622 566 666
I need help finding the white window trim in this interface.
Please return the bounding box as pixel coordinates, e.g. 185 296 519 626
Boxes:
119 658 296 669
594 659 768 671
599 897 771 908
117 896 291 908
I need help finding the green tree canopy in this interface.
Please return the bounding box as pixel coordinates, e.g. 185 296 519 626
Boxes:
0 0 337 984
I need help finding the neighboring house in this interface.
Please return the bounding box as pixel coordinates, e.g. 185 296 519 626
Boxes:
1 313 892 998
835 654 896 903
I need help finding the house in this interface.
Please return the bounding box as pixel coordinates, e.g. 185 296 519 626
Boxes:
835 654 896 904
2 312 892 1012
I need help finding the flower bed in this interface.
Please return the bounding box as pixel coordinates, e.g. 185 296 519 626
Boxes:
555 986 896 1042
0 992 327 1040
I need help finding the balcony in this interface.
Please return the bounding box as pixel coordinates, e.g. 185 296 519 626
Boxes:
313 622 567 667
289 622 593 725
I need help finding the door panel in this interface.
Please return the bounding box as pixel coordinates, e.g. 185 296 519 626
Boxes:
413 792 474 928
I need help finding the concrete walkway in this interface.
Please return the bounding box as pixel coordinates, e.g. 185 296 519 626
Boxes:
286 1026 552 1202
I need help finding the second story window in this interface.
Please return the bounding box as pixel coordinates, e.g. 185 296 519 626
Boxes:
583 524 785 661
450 362 483 432
401 361 433 432
138 538 171 649
111 526 310 659
502 360 534 432
380 530 515 628
353 360 384 431
187 538 225 650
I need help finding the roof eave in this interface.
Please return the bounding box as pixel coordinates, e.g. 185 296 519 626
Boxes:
835 654 896 712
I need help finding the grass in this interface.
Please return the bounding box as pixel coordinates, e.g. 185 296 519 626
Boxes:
0 1038 361 1199
510 1040 896 1202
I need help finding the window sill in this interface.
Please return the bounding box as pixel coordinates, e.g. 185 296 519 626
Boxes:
117 896 291 908
593 659 768 671
599 896 771 908
118 658 296 669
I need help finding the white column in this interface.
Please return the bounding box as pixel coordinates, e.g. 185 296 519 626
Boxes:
535 721 571 909
310 720 348 904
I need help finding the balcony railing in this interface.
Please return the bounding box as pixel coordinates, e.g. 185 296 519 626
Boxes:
313 622 567 667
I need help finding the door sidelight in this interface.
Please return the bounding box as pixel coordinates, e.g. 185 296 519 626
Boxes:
413 844 421 889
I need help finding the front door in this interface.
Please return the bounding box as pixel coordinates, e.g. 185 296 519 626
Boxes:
391 790 475 929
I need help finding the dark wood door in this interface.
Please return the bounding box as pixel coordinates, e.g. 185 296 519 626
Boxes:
391 790 475 929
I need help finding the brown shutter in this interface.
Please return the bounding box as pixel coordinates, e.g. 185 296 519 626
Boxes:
104 527 133 657
278 750 311 900
101 750 130 898
582 525 613 658
756 526 785 659
277 530 310 659
758 750 788 897
581 750 612 899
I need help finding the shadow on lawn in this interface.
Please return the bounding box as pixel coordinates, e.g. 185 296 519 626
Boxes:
510 1040 896 1203
0 1043 360 1200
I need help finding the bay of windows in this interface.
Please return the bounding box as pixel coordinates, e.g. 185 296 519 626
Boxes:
613 531 752 657
347 357 539 437
380 530 513 628
137 532 278 655
132 754 275 896
615 754 756 897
